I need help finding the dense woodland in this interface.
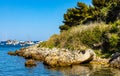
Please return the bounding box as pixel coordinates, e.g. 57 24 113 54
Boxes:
39 0 120 58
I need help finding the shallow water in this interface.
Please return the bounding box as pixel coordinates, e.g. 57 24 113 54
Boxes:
0 45 120 76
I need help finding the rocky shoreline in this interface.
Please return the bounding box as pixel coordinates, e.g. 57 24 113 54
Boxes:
8 44 96 67
109 52 120 69
8 44 120 69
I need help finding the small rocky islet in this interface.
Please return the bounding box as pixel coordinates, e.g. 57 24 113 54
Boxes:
8 44 120 69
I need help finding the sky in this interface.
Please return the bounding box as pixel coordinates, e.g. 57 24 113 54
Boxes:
0 0 92 41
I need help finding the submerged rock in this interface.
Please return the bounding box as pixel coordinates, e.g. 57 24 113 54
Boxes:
8 51 16 56
15 50 24 56
109 52 120 69
25 59 36 67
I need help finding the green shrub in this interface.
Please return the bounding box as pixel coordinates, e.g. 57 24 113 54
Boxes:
109 34 119 47
73 23 110 48
110 21 120 33
38 34 60 48
101 21 120 53
39 22 120 55
39 23 110 50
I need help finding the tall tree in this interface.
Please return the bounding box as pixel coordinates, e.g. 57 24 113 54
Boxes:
59 0 120 31
106 3 120 23
59 2 89 31
92 0 106 8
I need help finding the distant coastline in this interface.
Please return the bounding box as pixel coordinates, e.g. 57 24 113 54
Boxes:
0 40 42 46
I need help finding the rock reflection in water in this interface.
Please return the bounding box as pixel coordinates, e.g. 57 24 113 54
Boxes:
45 64 120 76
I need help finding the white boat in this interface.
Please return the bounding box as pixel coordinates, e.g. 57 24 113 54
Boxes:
6 40 13 45
25 41 34 45
13 40 19 45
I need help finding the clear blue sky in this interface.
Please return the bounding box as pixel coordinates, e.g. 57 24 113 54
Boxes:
0 0 91 41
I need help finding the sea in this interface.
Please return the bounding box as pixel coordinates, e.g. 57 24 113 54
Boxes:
0 44 120 76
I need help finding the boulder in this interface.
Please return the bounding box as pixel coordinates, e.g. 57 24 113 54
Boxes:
44 55 60 67
73 49 96 64
109 52 120 69
44 49 95 67
25 59 36 67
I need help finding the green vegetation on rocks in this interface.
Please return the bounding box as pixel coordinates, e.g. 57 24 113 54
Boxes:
39 21 120 58
38 0 120 58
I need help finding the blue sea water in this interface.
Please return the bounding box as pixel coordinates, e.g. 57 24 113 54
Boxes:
0 45 63 76
0 45 120 76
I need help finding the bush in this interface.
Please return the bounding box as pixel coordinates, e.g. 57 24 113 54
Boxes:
109 34 119 48
101 21 120 53
39 22 120 56
39 23 110 50
109 21 120 33
79 23 109 47
39 34 60 48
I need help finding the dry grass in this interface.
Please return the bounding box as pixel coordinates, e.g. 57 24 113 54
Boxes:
39 22 112 51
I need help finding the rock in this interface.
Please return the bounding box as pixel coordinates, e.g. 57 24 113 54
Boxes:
44 55 59 67
15 44 96 67
43 49 73 67
23 53 32 59
31 53 44 61
109 52 120 69
73 49 96 64
8 51 16 56
44 49 95 67
25 59 36 67
15 50 24 56
93 43 102 49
